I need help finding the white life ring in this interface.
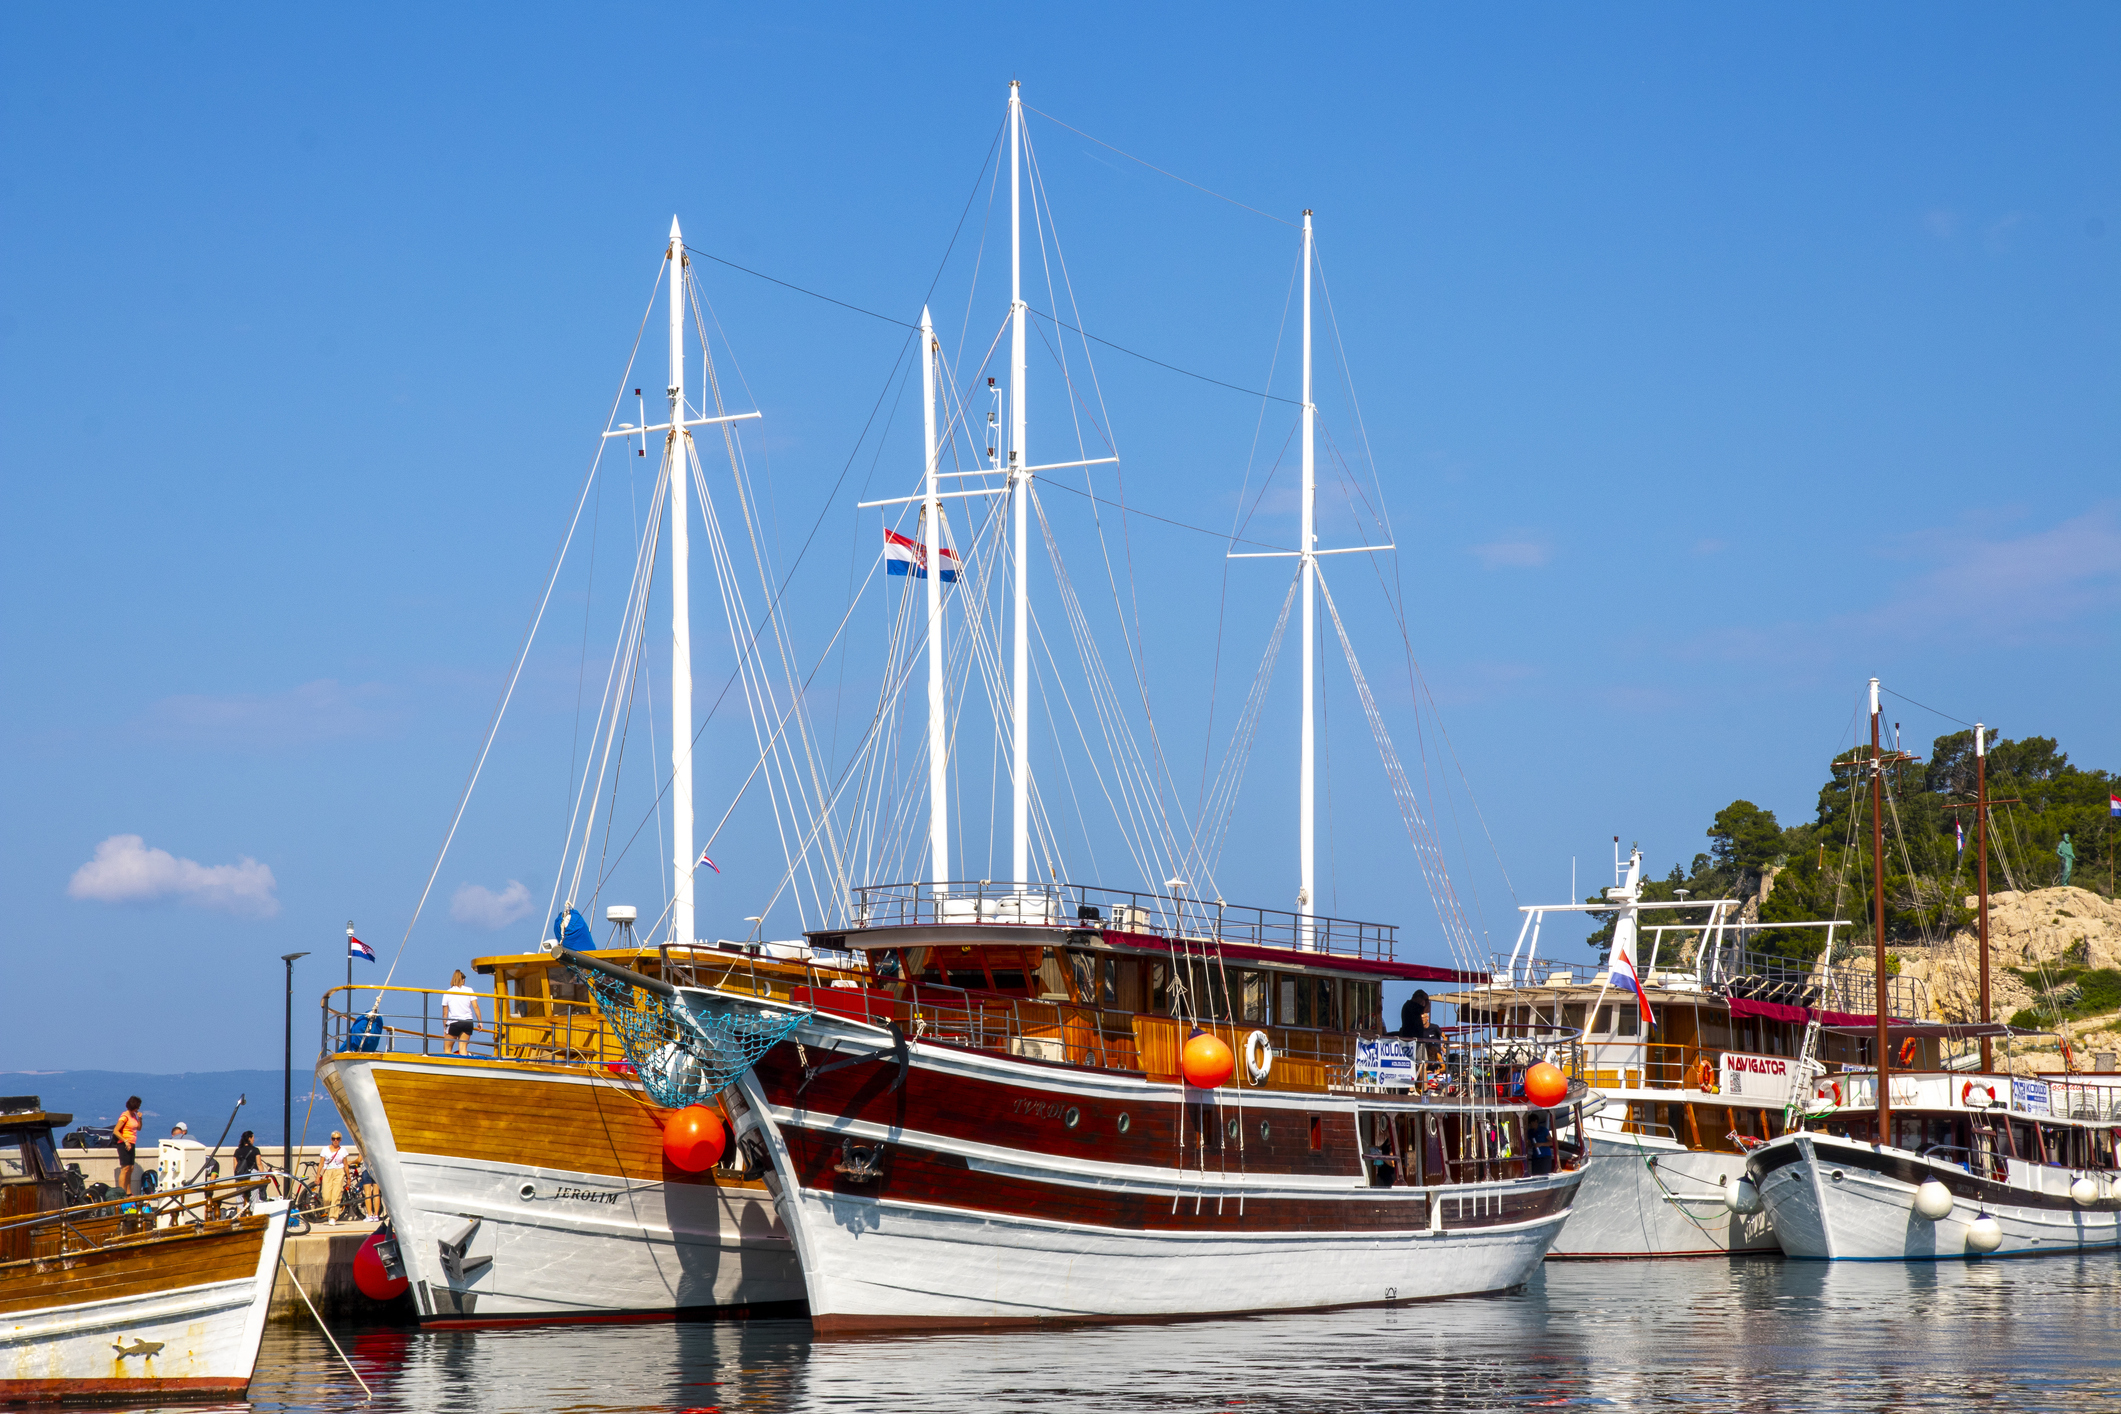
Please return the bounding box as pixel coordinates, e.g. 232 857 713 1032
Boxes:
1963 1081 1997 1109
1243 1030 1274 1085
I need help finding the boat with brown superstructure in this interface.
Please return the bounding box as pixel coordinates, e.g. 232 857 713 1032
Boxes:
0 1095 289 1402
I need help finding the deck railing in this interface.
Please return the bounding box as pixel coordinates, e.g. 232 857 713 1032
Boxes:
1482 947 1930 1021
841 880 1398 962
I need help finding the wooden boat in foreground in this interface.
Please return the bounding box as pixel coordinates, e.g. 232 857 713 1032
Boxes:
0 1097 289 1403
317 941 839 1326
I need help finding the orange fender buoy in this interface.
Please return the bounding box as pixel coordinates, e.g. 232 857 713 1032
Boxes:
663 1105 728 1172
1181 1029 1235 1088
1524 1061 1568 1108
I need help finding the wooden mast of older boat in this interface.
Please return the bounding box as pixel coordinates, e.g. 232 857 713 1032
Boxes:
1978 722 1993 1073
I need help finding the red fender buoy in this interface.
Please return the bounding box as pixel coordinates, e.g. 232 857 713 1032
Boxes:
1181 1029 1235 1089
352 1229 409 1302
1524 1061 1569 1108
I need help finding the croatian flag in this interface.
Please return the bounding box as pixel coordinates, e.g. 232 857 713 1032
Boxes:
1956 819 1965 855
696 849 719 875
1609 910 1655 1029
348 935 376 963
2111 794 2120 818
884 525 959 582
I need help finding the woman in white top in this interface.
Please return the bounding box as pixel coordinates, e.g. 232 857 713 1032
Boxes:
443 969 482 1055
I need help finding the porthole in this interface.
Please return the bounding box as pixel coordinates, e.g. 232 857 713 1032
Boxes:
1117 1112 1132 1134
1228 1118 1241 1140
518 1182 536 1202
1259 1120 1271 1141
1065 1107 1081 1129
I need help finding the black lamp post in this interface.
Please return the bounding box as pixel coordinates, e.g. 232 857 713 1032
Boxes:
281 951 309 1195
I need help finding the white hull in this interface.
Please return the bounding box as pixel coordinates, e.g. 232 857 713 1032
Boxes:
0 1200 287 1399
775 1177 1563 1327
1551 1131 1774 1258
1754 1133 2121 1261
322 1055 805 1323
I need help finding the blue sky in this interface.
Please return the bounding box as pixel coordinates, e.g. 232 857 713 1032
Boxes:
4 6 2116 1070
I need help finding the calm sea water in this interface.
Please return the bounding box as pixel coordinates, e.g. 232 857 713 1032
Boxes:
99 1256 2121 1413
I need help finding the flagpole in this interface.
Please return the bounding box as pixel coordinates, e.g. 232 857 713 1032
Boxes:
345 919 354 995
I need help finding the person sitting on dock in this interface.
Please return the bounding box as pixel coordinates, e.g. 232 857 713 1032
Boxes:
348 1155 380 1220
443 969 482 1055
113 1096 142 1196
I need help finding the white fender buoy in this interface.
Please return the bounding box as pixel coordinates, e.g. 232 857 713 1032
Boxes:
1913 1178 1953 1221
1727 1176 1764 1216
1967 1214 2004 1254
2071 1176 2098 1207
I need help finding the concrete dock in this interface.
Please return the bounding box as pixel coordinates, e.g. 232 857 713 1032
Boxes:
273 1221 416 1325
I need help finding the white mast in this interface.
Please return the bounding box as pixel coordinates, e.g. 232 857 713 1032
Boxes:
921 307 948 895
1008 79 1031 891
1298 209 1315 948
668 216 695 947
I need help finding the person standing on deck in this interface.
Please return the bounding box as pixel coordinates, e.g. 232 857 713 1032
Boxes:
443 969 482 1055
113 1096 142 1196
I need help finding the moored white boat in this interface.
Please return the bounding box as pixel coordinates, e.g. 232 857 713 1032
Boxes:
1749 1070 2121 1261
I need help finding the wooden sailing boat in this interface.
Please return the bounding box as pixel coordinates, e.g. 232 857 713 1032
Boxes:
1747 680 2121 1259
0 1097 289 1401
318 220 840 1326
699 82 1590 1331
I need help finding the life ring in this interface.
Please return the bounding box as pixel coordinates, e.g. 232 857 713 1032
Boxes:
1898 1037 1918 1067
1243 1030 1274 1086
1963 1081 1997 1108
1815 1080 1843 1108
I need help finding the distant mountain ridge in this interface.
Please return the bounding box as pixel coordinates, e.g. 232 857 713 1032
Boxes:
0 1069 346 1146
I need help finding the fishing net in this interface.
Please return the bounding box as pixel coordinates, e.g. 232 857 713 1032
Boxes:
571 967 808 1108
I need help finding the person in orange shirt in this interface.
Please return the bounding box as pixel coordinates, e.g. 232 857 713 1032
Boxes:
113 1096 143 1196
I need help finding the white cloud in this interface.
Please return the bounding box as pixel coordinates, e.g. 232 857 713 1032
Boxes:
451 880 535 931
1471 538 1551 570
67 834 279 918
138 679 397 749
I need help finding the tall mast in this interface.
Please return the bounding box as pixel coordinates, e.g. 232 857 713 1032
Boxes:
668 217 695 947
1008 79 1030 890
1299 210 1316 948
1870 676 1889 1140
1977 722 1992 1072
922 307 948 895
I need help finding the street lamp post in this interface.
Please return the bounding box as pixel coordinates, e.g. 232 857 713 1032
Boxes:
281 951 309 1197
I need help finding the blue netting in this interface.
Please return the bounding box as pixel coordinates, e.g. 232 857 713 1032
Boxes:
571 967 808 1108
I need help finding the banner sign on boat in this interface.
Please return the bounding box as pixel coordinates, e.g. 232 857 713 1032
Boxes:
1355 1038 1416 1087
1717 1051 1797 1104
2013 1078 2051 1116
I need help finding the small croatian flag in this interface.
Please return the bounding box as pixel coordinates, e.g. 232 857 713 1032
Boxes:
884 525 959 581
1609 912 1655 1028
1956 819 1965 855
2111 794 2120 818
348 935 376 963
697 849 719 875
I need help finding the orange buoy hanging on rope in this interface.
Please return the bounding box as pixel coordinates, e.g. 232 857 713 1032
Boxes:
1181 1029 1235 1089
662 1104 727 1173
1523 1061 1569 1109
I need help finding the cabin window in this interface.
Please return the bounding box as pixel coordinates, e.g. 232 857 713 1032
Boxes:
1590 1005 1611 1037
1308 1114 1323 1151
1279 976 1298 1026
988 949 1030 993
506 969 546 1019
873 950 904 983
0 1136 27 1182
1241 971 1269 1023
1149 960 1171 1012
1040 950 1072 1001
1562 1003 1587 1035
1615 1007 1639 1038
